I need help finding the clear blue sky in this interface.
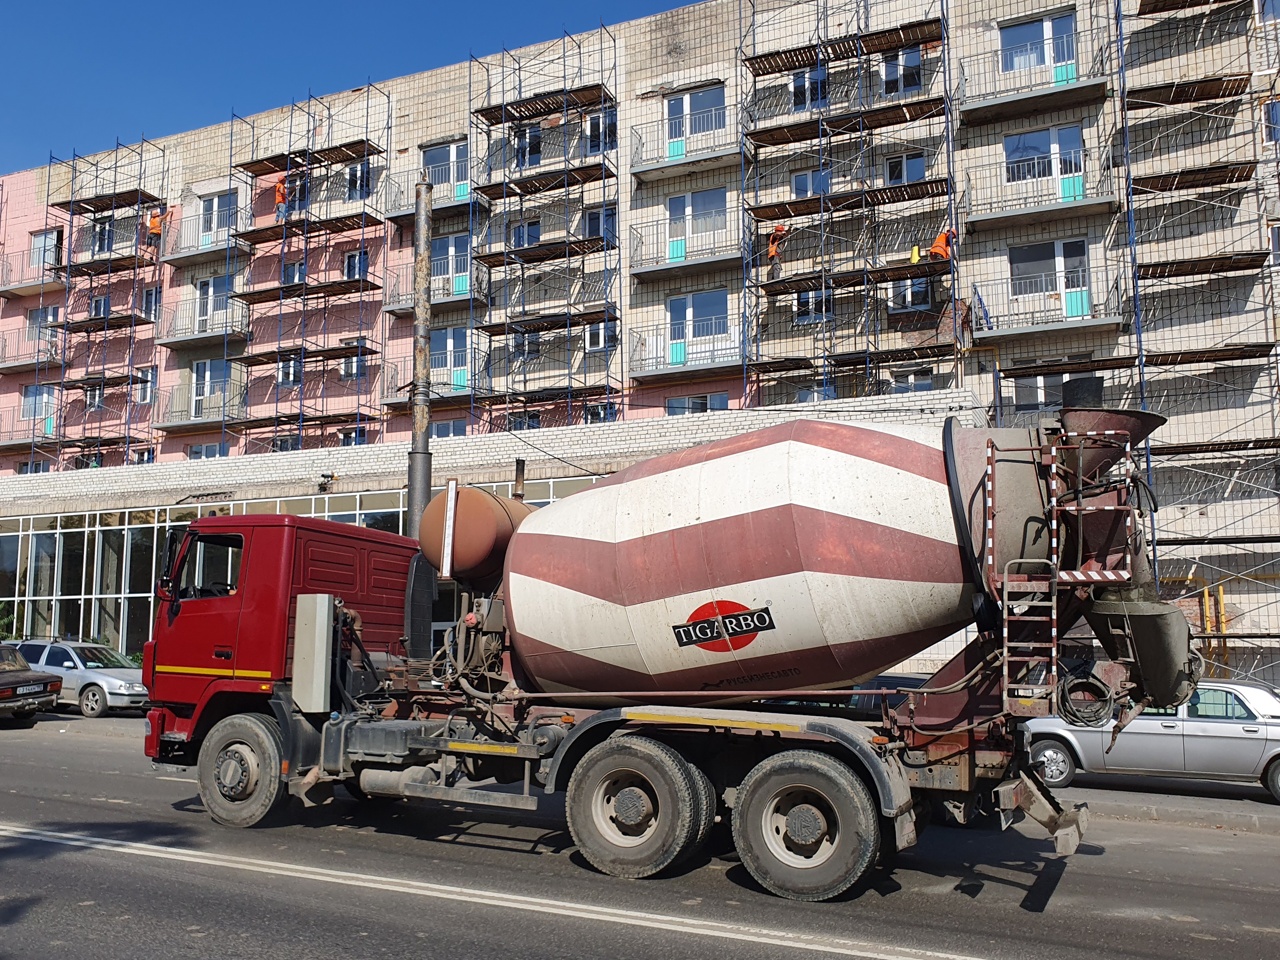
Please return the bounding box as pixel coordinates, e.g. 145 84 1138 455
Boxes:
3 0 692 175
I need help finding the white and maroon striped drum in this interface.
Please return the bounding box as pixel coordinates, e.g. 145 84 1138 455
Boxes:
504 419 977 705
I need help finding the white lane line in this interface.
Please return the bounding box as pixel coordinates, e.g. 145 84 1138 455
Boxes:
155 777 198 784
0 822 988 960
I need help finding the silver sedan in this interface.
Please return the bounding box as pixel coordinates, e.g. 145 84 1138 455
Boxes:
1026 679 1280 802
15 641 149 718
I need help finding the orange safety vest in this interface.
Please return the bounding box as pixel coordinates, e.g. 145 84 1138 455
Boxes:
148 213 161 235
929 229 954 260
275 181 288 204
767 232 784 259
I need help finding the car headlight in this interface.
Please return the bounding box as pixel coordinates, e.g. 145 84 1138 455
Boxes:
126 683 148 694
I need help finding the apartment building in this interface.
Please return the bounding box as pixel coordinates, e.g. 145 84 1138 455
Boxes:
0 0 1276 678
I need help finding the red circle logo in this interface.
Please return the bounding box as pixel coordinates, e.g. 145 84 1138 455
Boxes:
686 600 757 653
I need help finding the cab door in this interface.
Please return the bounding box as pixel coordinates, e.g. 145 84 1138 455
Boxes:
149 530 248 706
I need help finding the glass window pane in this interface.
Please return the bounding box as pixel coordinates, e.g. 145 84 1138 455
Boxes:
59 531 85 596
126 527 155 594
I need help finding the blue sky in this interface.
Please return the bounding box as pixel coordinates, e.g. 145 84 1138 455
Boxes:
3 0 691 175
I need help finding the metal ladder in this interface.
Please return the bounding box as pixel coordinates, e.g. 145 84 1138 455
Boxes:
1000 559 1059 718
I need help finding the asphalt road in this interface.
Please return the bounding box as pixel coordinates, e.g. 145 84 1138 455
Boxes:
2 714 1279 960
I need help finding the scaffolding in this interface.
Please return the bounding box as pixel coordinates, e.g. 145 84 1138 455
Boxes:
738 0 959 407
225 86 391 452
468 27 622 431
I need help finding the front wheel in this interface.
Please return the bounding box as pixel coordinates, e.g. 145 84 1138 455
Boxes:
79 685 106 718
1031 740 1077 789
733 750 880 902
1263 759 1280 805
197 714 289 828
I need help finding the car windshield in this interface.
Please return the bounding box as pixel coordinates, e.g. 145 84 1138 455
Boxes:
76 646 134 669
0 646 31 672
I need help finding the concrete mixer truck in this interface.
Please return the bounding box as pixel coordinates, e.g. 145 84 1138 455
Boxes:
142 408 1199 902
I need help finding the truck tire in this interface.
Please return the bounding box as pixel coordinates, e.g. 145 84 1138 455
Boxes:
679 760 717 863
732 750 880 902
79 685 106 718
566 736 697 879
1031 739 1077 789
197 714 289 828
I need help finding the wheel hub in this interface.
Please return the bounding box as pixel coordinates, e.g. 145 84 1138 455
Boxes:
785 803 828 846
613 785 654 829
215 745 259 801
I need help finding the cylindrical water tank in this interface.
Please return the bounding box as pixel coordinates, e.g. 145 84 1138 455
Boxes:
419 487 538 589
503 419 979 704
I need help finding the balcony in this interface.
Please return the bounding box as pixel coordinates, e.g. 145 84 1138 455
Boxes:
628 317 742 381
153 383 246 433
380 355 473 408
480 264 616 335
231 266 382 306
155 299 251 348
0 330 61 373
64 214 154 277
384 167 476 227
0 407 59 450
957 29 1110 124
630 105 744 183
382 262 488 316
477 325 618 401
964 152 1116 229
161 208 252 266
234 167 386 246
61 396 149 448
0 251 67 298
473 115 617 202
55 306 157 335
629 212 742 281
970 271 1126 340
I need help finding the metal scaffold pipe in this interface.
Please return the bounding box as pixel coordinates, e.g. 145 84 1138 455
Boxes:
408 174 435 528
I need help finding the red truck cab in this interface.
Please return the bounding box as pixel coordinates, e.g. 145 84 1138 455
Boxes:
144 515 419 764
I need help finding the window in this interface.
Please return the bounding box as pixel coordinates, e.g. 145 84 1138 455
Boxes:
792 66 829 111
74 452 104 470
176 533 243 599
885 153 926 186
429 418 468 439
85 384 105 412
347 160 371 201
668 288 730 342
277 358 303 387
340 348 369 380
1008 238 1089 314
142 286 161 323
667 188 728 247
796 382 838 403
1267 101 1280 144
892 368 933 393
271 435 302 453
341 426 368 447
792 166 833 199
282 259 306 285
1188 688 1255 721
889 277 931 311
515 125 542 168
46 645 78 669
585 401 618 424
430 326 469 372
201 191 237 240
188 442 230 460
191 359 232 418
666 392 729 416
286 172 310 212
30 228 63 268
883 46 922 96
509 411 541 431
431 234 471 283
135 367 155 405
21 384 55 421
132 447 155 465
90 294 110 319
1004 124 1083 183
585 205 618 246
513 331 541 361
344 249 369 281
1264 0 1280 21
1012 367 1094 411
26 306 58 341
90 218 115 256
667 86 727 150
510 219 542 249
796 289 835 323
423 141 469 191
585 320 618 352
586 108 618 155
1000 13 1075 74
197 275 232 326
1272 225 1280 267
18 460 50 475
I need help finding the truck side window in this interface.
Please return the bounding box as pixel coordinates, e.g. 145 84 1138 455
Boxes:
177 534 244 600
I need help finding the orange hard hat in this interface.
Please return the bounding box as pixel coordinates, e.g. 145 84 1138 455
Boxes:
772 224 786 233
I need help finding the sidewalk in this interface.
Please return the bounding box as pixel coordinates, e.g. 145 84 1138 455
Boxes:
1057 774 1280 835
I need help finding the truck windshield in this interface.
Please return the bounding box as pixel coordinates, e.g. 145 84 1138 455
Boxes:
177 534 244 600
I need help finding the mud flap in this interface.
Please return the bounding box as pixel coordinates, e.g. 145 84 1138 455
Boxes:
994 768 1089 855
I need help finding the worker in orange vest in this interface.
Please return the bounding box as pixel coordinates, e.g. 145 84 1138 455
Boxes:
146 208 163 251
274 176 290 223
767 224 788 281
928 227 957 261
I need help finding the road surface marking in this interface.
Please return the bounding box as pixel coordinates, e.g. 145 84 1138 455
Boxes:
0 822 987 960
155 776 198 784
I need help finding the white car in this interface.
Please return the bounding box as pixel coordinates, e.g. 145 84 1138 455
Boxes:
14 641 149 718
1026 679 1280 802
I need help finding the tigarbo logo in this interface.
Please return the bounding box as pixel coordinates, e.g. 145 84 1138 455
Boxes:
672 600 777 653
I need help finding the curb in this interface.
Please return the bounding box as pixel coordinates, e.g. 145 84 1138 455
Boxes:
1079 798 1280 836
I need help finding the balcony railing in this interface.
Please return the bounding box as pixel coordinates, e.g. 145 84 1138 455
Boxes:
383 262 487 312
381 355 473 401
158 298 251 344
957 29 1107 105
630 211 740 270
0 250 66 296
0 328 61 370
628 316 742 375
154 383 246 428
474 118 615 189
971 270 1124 335
0 406 59 447
69 213 148 266
162 207 252 261
385 166 471 216
965 151 1114 217
631 104 739 168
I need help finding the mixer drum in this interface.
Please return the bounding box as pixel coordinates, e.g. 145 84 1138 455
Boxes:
503 419 977 704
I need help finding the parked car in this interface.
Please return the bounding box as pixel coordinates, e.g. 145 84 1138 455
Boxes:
1026 679 1280 801
0 645 61 723
13 641 148 718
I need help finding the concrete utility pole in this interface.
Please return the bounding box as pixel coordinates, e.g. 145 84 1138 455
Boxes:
407 174 434 528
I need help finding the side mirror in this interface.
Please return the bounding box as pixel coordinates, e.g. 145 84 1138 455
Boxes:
156 576 175 603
